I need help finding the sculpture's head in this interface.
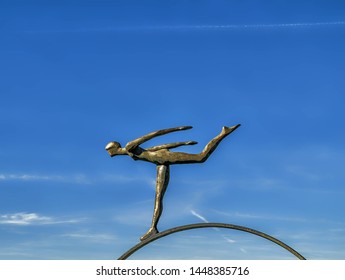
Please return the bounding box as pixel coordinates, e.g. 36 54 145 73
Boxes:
105 141 123 157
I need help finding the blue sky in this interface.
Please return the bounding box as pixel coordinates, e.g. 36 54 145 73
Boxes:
1 0 345 259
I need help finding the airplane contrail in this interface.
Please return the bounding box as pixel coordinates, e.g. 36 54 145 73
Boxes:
25 21 345 34
162 21 345 29
190 210 209 223
190 209 237 244
127 21 345 31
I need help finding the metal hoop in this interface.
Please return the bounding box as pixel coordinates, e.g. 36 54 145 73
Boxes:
118 222 306 260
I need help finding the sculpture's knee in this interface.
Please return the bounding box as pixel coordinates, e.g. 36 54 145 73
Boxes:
198 153 208 163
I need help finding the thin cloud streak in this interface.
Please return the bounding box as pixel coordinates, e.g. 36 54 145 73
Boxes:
0 213 52 225
190 209 236 244
24 21 345 34
213 210 308 223
0 172 155 187
190 210 209 223
0 174 64 182
141 21 345 31
0 173 91 184
0 212 81 225
61 232 117 242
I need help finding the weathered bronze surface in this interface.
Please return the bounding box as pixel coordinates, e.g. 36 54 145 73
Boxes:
106 124 240 241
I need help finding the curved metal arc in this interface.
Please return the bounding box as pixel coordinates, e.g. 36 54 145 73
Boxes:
118 223 306 260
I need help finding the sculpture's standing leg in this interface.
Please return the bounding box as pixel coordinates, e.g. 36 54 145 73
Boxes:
140 164 170 241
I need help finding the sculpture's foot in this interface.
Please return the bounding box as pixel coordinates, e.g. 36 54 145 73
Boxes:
140 227 158 241
222 124 241 136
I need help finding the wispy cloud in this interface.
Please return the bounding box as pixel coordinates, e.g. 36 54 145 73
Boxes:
0 172 155 187
61 232 117 242
25 21 345 34
0 174 63 182
0 251 33 257
0 212 80 225
213 210 307 223
0 213 52 225
240 248 248 254
0 173 91 184
190 210 209 223
190 209 236 244
135 21 345 31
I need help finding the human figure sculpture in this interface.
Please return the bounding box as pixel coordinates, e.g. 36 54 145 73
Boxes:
105 124 240 241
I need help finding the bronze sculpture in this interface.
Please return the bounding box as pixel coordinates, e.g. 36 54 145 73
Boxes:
105 124 240 240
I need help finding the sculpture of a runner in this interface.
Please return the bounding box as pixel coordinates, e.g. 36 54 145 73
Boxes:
105 124 240 240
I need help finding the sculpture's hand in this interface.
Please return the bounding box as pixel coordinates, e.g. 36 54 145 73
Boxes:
186 141 198 145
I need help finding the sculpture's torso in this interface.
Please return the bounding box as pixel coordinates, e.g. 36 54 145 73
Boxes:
127 147 170 165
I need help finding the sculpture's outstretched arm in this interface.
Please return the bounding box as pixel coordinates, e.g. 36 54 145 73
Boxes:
125 126 192 151
146 141 198 152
